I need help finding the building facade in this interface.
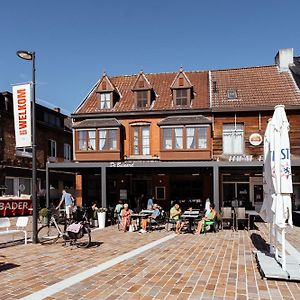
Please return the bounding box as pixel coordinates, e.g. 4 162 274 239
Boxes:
47 48 300 212
0 91 73 206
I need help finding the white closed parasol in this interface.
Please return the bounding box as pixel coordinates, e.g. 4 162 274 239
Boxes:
260 105 293 271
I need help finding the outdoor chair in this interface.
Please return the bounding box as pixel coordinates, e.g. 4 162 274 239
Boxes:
149 210 166 231
235 207 249 231
220 207 234 230
165 211 177 231
202 217 218 234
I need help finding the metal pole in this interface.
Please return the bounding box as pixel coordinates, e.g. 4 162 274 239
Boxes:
31 52 37 243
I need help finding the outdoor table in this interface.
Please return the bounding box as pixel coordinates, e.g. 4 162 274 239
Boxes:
246 210 260 229
180 210 201 233
131 210 153 230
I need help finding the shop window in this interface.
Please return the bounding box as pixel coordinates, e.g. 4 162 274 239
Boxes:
223 123 244 154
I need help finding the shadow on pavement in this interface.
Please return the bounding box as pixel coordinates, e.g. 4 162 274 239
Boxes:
0 240 26 249
0 262 20 272
88 241 103 248
250 233 270 253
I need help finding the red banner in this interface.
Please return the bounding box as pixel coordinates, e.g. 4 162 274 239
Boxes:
0 197 32 217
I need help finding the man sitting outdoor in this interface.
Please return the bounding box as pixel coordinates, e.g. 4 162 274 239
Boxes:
139 204 160 233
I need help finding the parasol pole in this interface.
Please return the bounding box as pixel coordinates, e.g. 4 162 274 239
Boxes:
269 222 274 254
282 227 286 271
274 226 278 261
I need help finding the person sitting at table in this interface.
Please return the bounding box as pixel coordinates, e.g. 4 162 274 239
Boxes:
120 203 132 232
195 203 217 235
170 202 182 234
139 203 160 233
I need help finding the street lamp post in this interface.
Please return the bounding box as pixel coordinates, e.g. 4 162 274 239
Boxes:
16 50 37 243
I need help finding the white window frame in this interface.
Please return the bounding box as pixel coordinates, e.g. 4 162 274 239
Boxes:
15 147 32 158
100 93 111 109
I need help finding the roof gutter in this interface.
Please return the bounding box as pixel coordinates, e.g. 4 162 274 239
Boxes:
71 108 212 119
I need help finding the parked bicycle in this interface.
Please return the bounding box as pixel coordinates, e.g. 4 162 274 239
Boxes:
37 207 91 248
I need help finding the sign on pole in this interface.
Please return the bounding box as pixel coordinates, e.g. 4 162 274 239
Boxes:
12 83 32 147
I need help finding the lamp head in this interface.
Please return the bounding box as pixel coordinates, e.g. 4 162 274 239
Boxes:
17 50 34 60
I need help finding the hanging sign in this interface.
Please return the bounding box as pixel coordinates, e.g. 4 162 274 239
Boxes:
249 133 263 146
12 83 32 147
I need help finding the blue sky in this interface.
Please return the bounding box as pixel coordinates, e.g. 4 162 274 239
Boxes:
1 0 299 115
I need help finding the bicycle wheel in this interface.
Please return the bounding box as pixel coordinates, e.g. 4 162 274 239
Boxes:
37 224 60 244
75 225 91 248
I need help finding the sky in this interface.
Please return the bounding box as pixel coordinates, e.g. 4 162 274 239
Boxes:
1 0 299 115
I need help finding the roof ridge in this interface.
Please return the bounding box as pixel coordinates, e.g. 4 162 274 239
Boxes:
109 69 208 79
211 64 276 72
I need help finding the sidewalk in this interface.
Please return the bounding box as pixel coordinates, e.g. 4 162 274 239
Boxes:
1 221 300 299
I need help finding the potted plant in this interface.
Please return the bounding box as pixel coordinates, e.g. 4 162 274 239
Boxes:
39 208 50 224
97 207 107 229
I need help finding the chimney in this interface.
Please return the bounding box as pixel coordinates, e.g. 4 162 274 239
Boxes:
53 107 61 113
275 48 294 71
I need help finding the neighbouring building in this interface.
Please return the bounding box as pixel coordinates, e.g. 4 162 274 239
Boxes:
46 48 300 212
0 91 74 206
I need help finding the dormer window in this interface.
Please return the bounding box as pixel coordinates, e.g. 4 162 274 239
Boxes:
171 67 193 107
96 72 119 109
100 93 111 109
136 90 149 108
132 71 154 109
175 89 188 106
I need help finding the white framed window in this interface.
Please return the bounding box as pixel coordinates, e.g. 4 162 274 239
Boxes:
132 125 150 155
162 126 207 150
78 131 87 150
186 127 207 149
99 129 117 150
223 123 244 154
48 139 57 158
100 93 111 109
16 147 32 158
64 143 71 161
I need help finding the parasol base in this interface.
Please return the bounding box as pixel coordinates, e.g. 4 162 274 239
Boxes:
256 251 300 281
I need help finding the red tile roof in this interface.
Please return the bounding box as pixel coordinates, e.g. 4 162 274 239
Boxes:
211 65 300 110
75 71 209 114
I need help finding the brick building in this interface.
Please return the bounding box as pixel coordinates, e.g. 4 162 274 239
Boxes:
47 48 300 212
0 91 73 206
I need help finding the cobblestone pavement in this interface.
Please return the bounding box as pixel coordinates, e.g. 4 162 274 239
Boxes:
1 219 300 300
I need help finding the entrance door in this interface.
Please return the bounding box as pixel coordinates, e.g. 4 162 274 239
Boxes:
133 179 151 200
222 182 249 207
